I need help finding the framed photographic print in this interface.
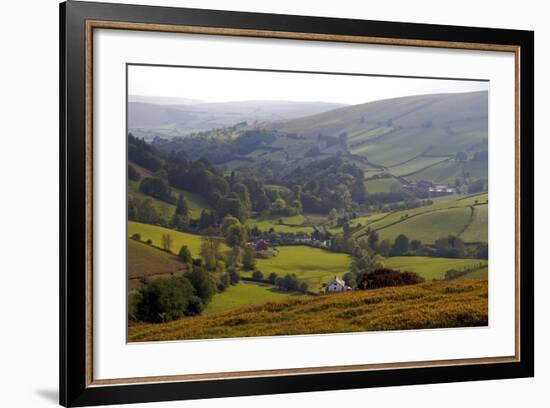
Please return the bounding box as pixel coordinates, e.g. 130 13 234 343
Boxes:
60 1 534 406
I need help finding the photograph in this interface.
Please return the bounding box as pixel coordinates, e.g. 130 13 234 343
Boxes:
126 64 490 342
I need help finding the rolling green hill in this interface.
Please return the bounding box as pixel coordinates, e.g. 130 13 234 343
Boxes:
128 279 488 341
270 91 488 169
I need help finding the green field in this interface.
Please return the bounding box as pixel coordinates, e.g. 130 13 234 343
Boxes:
352 194 488 244
460 204 488 242
128 180 212 220
377 207 472 244
384 256 488 280
245 246 351 291
128 221 227 258
457 266 488 280
365 177 402 193
457 193 488 206
364 197 460 232
406 157 487 184
205 281 301 314
246 214 314 233
388 156 451 177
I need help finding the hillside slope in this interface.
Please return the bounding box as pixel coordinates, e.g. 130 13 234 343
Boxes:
128 279 488 341
270 91 488 167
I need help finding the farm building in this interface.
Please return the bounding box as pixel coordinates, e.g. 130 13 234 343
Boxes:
326 276 352 293
429 185 456 194
255 240 269 251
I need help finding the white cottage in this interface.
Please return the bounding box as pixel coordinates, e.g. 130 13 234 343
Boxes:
326 276 351 293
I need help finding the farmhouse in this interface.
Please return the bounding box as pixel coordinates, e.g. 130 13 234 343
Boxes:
255 240 269 252
326 276 352 293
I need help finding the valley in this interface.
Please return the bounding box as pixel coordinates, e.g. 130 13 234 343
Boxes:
126 90 489 341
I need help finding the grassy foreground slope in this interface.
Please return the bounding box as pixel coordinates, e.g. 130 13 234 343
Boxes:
128 279 488 341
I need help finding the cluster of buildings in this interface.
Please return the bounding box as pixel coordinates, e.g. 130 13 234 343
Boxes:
248 234 331 252
403 180 456 195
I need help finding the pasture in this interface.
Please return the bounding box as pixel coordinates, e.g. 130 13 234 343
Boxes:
406 157 487 185
205 281 301 314
376 207 472 244
128 279 488 341
128 221 227 258
460 204 488 242
388 155 451 177
364 177 402 193
251 246 351 291
246 214 314 233
384 256 488 280
352 193 488 244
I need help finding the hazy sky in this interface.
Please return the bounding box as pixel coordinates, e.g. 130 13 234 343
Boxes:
128 64 489 105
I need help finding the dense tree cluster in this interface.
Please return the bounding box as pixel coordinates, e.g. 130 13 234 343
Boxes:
287 157 366 213
357 268 424 290
128 133 162 172
134 273 207 323
139 177 174 204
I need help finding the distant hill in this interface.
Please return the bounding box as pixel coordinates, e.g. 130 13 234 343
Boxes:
151 91 488 184
128 99 347 139
128 95 204 105
269 91 488 167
